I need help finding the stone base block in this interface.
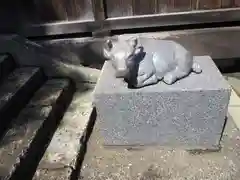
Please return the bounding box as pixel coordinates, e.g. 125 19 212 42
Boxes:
93 56 231 149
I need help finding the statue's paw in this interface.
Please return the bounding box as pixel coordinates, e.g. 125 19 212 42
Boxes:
192 62 202 74
163 74 176 85
151 74 159 83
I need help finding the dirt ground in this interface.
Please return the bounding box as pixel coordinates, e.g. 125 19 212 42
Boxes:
80 114 240 180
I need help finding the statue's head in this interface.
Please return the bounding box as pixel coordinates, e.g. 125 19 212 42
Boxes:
103 37 141 78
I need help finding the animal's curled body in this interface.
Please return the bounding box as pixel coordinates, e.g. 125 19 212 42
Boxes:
103 38 202 88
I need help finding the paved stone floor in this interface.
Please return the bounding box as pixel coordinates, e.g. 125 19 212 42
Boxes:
80 113 240 180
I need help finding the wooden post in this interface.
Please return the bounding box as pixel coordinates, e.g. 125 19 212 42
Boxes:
91 0 110 38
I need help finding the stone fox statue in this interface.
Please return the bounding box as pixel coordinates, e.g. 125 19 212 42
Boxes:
103 37 202 88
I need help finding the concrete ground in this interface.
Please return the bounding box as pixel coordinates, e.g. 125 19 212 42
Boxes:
80 115 240 180
79 75 240 180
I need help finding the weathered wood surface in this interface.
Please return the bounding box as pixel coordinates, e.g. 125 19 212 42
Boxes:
0 0 94 26
115 27 240 61
105 0 133 18
133 0 158 15
1 0 236 23
106 0 235 17
0 0 240 36
91 0 105 21
195 0 221 9
30 0 94 22
234 0 240 6
14 7 240 37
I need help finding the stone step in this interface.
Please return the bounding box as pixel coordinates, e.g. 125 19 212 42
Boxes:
0 54 15 83
32 84 95 180
0 67 45 138
0 79 75 180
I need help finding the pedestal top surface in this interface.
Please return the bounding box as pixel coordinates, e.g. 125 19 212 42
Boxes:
94 56 230 94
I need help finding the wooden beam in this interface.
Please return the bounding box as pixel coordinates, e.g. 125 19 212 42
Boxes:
35 27 240 68
91 0 105 20
13 8 240 37
104 8 240 31
115 26 240 60
91 0 110 37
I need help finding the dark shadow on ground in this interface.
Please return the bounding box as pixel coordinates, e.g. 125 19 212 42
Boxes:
71 107 97 180
214 58 240 74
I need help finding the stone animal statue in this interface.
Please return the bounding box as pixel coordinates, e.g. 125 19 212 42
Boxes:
103 37 202 88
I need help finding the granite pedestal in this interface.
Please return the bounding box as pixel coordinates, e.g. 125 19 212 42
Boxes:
93 56 231 149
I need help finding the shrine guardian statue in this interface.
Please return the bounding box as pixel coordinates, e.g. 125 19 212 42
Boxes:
103 37 202 88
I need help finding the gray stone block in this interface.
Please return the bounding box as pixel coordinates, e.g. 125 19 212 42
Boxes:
93 56 231 149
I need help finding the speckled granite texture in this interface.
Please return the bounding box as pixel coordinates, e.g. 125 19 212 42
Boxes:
93 56 231 149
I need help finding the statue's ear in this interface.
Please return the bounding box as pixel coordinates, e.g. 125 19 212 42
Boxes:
129 38 138 48
105 39 113 51
134 46 143 55
103 39 113 59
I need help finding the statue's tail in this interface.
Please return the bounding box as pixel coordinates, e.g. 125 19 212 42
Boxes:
192 62 202 74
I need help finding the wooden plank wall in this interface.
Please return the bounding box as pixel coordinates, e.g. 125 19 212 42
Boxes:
1 0 239 24
0 0 95 26
105 0 238 18
30 0 95 23
1 0 240 36
0 0 239 27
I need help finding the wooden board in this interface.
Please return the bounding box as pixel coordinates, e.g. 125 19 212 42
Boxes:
133 0 158 15
114 27 240 60
173 0 192 11
33 0 68 22
105 0 133 18
105 0 232 17
91 0 105 20
221 0 234 8
234 0 240 6
64 0 94 21
194 0 222 9
0 0 237 28
0 0 94 25
157 0 174 13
